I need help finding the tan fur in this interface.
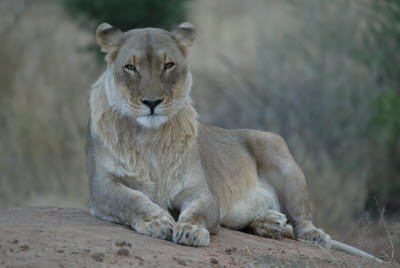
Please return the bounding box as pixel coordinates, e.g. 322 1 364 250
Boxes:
86 22 385 262
90 74 197 206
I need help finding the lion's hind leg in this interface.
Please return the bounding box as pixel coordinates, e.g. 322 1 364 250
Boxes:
249 210 294 240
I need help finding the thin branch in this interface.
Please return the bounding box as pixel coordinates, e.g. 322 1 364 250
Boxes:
374 196 394 262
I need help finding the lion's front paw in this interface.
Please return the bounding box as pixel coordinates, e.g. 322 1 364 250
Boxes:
172 222 210 247
299 227 331 248
133 211 175 241
250 210 288 239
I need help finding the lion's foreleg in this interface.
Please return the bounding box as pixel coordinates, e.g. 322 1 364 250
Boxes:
171 190 219 247
90 174 175 240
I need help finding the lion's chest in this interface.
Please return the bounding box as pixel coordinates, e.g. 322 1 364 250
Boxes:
112 149 186 209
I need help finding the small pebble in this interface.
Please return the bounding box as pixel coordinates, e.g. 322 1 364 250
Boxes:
115 241 132 247
91 253 104 262
117 248 130 256
20 245 30 251
210 258 218 264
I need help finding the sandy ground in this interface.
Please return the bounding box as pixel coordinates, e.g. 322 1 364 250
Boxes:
0 207 390 268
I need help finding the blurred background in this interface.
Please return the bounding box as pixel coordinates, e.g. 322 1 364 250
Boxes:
0 0 399 262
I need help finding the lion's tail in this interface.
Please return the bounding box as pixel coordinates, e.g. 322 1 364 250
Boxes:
330 239 386 264
282 224 386 263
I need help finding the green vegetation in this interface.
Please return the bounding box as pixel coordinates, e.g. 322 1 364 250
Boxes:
61 0 189 31
373 89 400 147
365 0 400 215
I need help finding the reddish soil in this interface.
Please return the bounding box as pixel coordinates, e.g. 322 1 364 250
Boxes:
0 207 390 267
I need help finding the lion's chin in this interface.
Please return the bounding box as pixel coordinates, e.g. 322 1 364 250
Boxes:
136 114 169 129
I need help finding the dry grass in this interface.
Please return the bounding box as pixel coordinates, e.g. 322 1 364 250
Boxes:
0 0 102 208
342 211 399 263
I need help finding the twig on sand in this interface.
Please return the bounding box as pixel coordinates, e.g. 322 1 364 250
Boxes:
301 240 342 267
374 196 394 263
294 243 305 267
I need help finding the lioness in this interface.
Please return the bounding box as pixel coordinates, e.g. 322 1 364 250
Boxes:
86 22 383 262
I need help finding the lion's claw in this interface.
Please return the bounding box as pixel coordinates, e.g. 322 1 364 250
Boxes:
172 222 210 247
133 212 175 241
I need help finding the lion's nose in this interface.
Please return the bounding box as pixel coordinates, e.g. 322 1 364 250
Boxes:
140 98 163 114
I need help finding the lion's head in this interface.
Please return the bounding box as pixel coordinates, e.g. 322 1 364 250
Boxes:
96 23 196 129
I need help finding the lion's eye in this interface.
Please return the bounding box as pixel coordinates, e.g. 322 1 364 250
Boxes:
164 62 175 70
124 64 137 72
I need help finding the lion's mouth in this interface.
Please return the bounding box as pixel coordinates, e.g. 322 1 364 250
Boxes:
136 114 169 129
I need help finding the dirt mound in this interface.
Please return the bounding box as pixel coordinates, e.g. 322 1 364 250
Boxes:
0 207 387 267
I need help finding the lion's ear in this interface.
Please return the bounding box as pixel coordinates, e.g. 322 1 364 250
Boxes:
96 23 123 54
171 23 196 57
